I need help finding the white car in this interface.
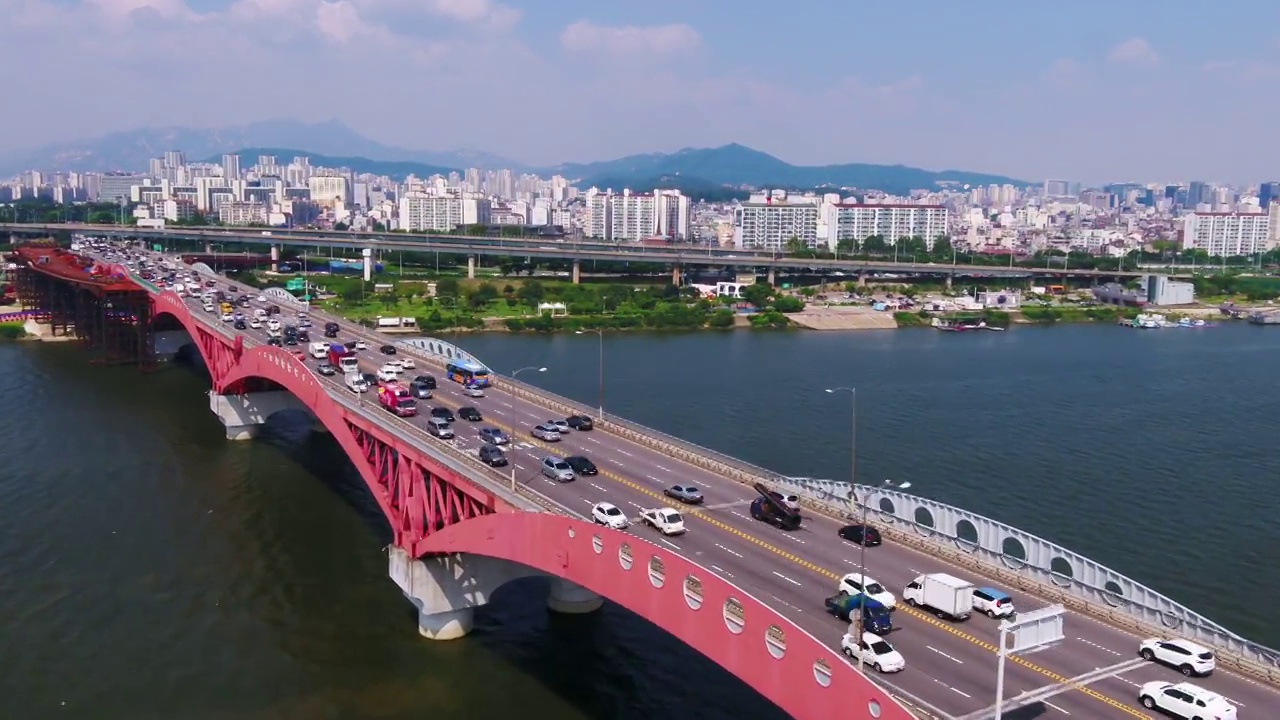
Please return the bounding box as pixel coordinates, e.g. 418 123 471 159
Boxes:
376 366 399 382
639 507 686 535
355 340 368 350
202 303 215 313
1139 638 1216 677
267 320 281 331
1138 681 1236 719
837 573 897 610
841 631 905 673
546 419 571 433
257 294 267 302
464 385 486 398
591 502 629 529
386 359 404 370
249 319 262 329
531 424 561 442
221 313 234 322
400 357 415 369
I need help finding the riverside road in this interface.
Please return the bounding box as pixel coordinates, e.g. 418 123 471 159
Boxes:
89 244 1279 720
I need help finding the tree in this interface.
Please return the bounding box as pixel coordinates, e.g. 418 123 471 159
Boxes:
334 222 350 231
436 277 460 299
339 284 364 304
467 281 499 309
742 282 774 308
516 280 546 307
785 236 810 256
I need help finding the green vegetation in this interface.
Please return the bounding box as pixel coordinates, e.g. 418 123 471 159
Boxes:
0 321 27 340
1019 306 1141 323
1192 274 1280 302
894 311 929 327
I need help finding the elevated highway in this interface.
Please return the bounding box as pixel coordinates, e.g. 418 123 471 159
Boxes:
2 222 1153 280
17 242 1274 719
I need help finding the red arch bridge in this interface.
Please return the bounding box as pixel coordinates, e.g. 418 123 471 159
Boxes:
10 246 916 720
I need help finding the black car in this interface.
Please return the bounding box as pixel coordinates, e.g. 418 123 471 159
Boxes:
380 345 397 355
458 406 483 422
566 415 594 431
413 374 437 390
267 336 283 347
564 456 598 476
233 319 246 330
362 372 379 387
430 407 455 423
317 363 337 376
297 330 310 342
410 381 433 399
478 444 508 467
284 336 298 346
837 524 882 547
345 340 358 350
324 322 340 337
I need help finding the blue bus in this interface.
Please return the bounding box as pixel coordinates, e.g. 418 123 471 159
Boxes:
446 359 490 388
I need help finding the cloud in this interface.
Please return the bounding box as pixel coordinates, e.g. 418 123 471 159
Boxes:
560 21 700 58
315 1 377 43
1107 37 1160 67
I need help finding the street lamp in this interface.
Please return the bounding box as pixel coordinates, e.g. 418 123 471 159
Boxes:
824 386 912 675
575 329 604 419
512 366 546 378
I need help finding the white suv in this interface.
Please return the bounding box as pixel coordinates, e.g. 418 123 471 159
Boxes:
1139 638 1216 677
591 502 629 529
837 573 896 609
1138 681 1235 719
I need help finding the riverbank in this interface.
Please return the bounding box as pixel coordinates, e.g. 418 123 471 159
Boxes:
0 320 25 340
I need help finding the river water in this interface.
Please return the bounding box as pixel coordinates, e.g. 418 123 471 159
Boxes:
2 323 1278 719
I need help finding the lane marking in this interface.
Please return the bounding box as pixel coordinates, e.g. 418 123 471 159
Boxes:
1045 700 1070 714
1076 637 1123 657
589 482 606 492
771 595 804 614
949 688 970 698
771 571 802 587
925 645 964 665
653 464 671 472
646 475 662 482
711 564 733 578
659 538 682 551
715 543 744 558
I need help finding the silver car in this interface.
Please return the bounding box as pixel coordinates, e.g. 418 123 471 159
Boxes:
541 456 575 482
531 424 561 442
665 484 705 504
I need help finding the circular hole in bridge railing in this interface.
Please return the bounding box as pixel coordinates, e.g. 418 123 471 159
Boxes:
723 597 745 635
913 506 935 536
765 624 786 660
955 519 979 552
812 658 833 688
684 574 703 610
648 556 666 589
1160 610 1182 630
567 526 576 540
618 542 633 571
877 497 895 520
592 534 603 554
1000 536 1027 569
1049 557 1075 587
1103 579 1128 607
867 699 883 718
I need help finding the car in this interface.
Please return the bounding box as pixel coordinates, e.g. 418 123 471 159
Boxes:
361 372 379 388
430 407 455 423
355 340 368 350
221 312 234 322
665 484 704 504
1137 681 1236 719
840 631 905 673
837 524 882 546
1139 638 1216 677
228 285 239 293
546 419 571 433
565 414 594 431
375 367 398 382
769 491 801 510
410 381 433 399
414 374 437 390
531 424 562 442
972 587 1015 619
380 345 396 355
458 406 483 422
479 427 509 445
591 502 629 529
316 363 337 376
257 294 267 302
284 336 298 346
233 319 246 330
267 336 283 347
249 318 263 329
564 456 597 476
639 507 686 535
267 320 281 331
400 357 415 369
478 444 508 467
386 359 404 370
836 573 896 610
463 384 485 398
541 456 576 482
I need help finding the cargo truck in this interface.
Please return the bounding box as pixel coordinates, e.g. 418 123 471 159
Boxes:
824 592 892 634
748 482 801 530
327 343 359 375
903 572 975 621
377 382 417 417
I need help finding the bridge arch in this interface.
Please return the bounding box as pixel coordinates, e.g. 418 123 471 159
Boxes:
190 262 215 275
418 511 913 720
262 287 306 308
395 337 490 373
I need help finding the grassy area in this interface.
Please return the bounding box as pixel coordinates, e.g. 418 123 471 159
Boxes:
318 295 536 321
0 321 27 340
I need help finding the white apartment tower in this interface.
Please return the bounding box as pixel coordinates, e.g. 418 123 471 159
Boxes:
825 203 950 249
398 194 492 232
221 154 241 181
656 190 690 241
734 191 821 250
610 190 658 241
583 188 688 241
1182 212 1272 256
584 189 611 239
308 176 349 208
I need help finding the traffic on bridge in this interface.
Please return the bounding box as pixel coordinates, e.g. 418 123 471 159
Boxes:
9 237 1273 720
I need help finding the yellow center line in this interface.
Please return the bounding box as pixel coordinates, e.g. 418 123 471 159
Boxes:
375 383 1148 719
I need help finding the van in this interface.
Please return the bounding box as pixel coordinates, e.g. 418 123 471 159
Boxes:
426 418 454 439
345 372 369 393
309 342 329 360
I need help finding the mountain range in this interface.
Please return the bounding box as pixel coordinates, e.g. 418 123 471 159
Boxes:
1 119 1030 196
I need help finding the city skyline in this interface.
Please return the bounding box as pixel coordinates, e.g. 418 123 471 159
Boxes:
4 1 1280 182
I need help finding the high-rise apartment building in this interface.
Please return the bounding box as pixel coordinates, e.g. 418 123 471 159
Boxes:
308 176 349 207
1182 212 1271 256
734 191 821 250
825 203 949 249
610 190 658 241
398 194 492 232
582 188 689 241
222 154 241 181
656 190 690 241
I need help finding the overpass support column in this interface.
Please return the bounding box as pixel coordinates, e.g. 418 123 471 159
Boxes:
467 255 477 279
571 260 581 284
388 547 540 641
547 577 602 614
945 272 953 290
270 244 280 273
207 390 308 441
766 267 776 286
204 242 212 254
857 271 868 287
671 264 682 286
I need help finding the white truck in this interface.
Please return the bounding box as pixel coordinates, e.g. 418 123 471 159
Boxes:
308 342 329 360
345 372 369 393
638 507 686 535
903 573 975 621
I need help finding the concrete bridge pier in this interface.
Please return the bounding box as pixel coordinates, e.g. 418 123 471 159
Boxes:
546 577 602 614
945 272 954 290
207 390 308 440
467 255 477 279
270 244 280 273
671 264 682 286
389 547 541 640
857 271 868 287
204 242 212 254
571 259 581 284
766 267 776 286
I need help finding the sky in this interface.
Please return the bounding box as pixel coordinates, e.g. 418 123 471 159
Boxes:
4 0 1280 183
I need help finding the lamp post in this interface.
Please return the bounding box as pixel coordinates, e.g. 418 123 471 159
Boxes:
824 387 912 675
575 329 604 419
